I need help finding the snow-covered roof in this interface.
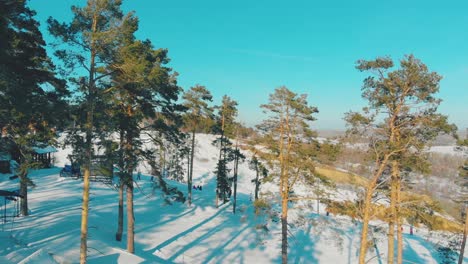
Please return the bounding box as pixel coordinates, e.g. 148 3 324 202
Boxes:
32 146 57 154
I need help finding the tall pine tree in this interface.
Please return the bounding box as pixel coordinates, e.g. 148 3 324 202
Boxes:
0 0 68 217
346 55 456 264
257 86 318 264
48 0 136 261
213 95 238 207
108 37 183 252
182 85 213 206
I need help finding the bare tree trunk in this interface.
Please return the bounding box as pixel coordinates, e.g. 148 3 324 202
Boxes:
116 183 124 241
80 164 91 264
388 161 398 264
80 104 93 263
396 218 403 264
459 210 468 264
254 163 259 201
359 185 376 264
125 130 135 253
216 131 224 208
188 130 195 206
80 11 97 264
116 129 125 242
281 191 288 264
358 156 391 264
126 173 134 253
187 147 190 191
233 149 239 214
396 173 403 264
19 172 28 216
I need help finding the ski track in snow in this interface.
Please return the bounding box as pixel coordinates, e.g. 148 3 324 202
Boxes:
0 133 466 263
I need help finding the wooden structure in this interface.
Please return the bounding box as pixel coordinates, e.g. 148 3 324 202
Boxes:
0 189 23 223
0 137 57 169
31 146 57 168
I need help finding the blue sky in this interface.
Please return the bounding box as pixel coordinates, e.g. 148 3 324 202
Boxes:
29 0 468 131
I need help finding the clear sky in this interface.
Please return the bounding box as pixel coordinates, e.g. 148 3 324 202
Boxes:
28 0 468 131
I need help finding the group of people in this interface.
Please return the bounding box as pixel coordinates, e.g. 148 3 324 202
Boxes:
193 185 203 191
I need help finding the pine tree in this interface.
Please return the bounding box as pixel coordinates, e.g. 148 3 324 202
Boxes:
232 136 246 214
48 0 136 261
213 95 238 207
249 155 268 201
0 0 68 217
257 86 318 264
346 55 456 264
107 35 183 252
182 85 213 206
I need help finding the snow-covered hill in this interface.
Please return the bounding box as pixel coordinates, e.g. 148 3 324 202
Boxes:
0 134 466 263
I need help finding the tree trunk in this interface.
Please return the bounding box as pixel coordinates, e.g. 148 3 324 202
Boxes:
116 182 124 241
388 161 398 264
459 209 468 264
126 172 134 253
359 185 375 264
80 104 93 264
216 129 224 208
80 165 91 264
80 11 97 264
116 129 125 242
126 130 135 253
187 147 190 189
359 154 392 264
188 130 196 206
233 150 239 214
388 204 395 264
396 172 403 264
396 219 403 264
281 191 288 264
254 163 259 201
19 172 28 216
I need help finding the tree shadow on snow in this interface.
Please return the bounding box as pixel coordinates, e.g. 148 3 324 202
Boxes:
289 222 319 264
403 234 441 264
147 204 229 255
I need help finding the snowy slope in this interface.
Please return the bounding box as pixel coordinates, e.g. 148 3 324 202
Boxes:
0 133 466 263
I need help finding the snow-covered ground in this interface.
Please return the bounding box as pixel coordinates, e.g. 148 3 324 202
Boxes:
0 134 466 263
428 145 467 157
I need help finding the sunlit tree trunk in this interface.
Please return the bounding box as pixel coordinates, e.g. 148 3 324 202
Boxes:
281 189 289 264
358 155 391 264
80 12 97 263
388 161 398 264
396 170 403 264
459 210 468 264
